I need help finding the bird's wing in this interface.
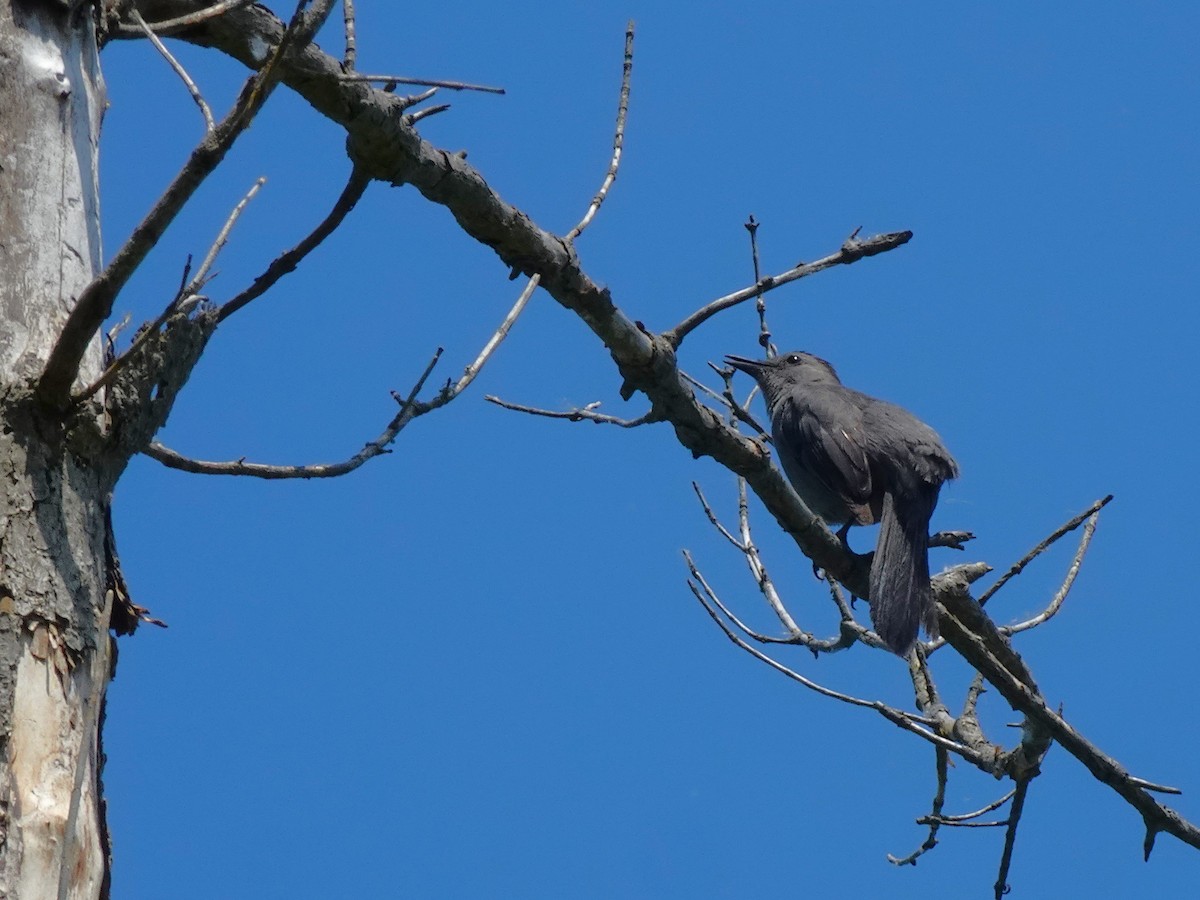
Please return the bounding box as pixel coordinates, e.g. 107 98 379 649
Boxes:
777 394 874 506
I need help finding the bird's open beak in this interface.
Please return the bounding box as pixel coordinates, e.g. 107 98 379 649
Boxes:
725 354 765 375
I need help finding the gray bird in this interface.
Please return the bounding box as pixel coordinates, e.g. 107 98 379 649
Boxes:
726 351 959 655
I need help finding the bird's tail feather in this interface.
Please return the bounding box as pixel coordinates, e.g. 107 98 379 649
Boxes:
870 490 937 656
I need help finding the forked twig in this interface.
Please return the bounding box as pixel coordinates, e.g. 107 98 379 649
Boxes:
42 0 331 407
148 275 539 478
663 228 913 349
979 495 1113 608
145 348 444 479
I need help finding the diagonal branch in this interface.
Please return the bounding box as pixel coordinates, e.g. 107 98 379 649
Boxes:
166 4 1200 860
218 164 371 322
130 7 214 131
663 228 914 349
39 0 333 408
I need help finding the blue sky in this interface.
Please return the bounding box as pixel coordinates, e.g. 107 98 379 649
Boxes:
97 3 1199 897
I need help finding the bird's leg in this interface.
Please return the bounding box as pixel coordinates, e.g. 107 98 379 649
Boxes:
812 520 857 580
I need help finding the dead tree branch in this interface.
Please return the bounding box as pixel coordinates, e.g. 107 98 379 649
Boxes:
663 227 913 349
40 0 332 408
564 20 634 242
153 0 1200 865
131 7 214 131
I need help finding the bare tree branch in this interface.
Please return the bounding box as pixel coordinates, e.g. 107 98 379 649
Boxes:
1002 500 1106 635
39 0 332 408
336 73 505 94
888 748 949 866
130 7 214 132
189 176 265 292
157 5 1200 864
484 397 656 427
149 272 539 478
686 565 995 761
341 0 356 70
663 228 914 349
979 495 1113 608
144 347 444 479
994 777 1033 900
743 215 776 356
218 164 371 322
113 0 259 36
564 20 634 243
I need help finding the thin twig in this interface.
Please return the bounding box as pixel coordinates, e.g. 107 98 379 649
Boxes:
691 483 745 551
663 228 913 349
1002 503 1104 635
734 476 803 636
994 778 1033 900
565 21 634 242
440 276 540 402
341 0 356 70
336 73 506 94
888 748 949 866
189 176 266 293
145 349 444 478
115 0 257 35
150 275 538 478
219 165 371 322
131 8 214 132
979 495 1113 608
41 0 330 408
932 790 1018 824
485 396 655 428
404 104 451 126
744 215 775 355
396 87 439 112
687 573 986 758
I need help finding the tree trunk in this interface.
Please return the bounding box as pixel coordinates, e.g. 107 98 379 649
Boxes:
0 3 111 897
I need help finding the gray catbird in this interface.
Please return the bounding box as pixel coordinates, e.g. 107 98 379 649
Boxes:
726 351 958 655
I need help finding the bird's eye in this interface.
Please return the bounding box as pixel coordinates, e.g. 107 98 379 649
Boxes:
786 353 802 364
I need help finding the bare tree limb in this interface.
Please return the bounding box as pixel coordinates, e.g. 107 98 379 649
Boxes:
113 0 258 36
149 271 539 478
218 164 371 322
743 215 776 356
158 5 1200 862
1002 500 1106 635
336 73 505 94
663 228 913 349
978 494 1114 609
888 748 949 866
564 20 634 243
686 565 997 762
130 7 214 132
39 0 332 408
484 397 656 427
144 347 444 479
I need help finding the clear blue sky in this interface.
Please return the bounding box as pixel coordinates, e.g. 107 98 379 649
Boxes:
99 3 1199 897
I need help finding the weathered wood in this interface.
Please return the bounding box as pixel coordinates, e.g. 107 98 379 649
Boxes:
0 4 110 897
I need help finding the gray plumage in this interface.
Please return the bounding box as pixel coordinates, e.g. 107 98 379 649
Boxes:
726 351 958 655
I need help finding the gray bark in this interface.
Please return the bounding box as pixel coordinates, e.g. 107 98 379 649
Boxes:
0 3 111 896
